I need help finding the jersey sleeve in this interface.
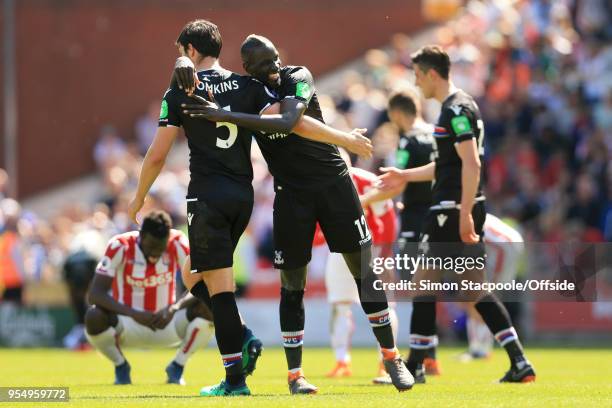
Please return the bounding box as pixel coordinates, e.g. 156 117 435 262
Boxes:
245 80 278 115
171 230 190 267
158 88 182 128
442 105 476 144
283 67 315 104
95 237 125 278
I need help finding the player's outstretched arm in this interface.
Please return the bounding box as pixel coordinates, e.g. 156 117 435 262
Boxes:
183 95 372 158
377 162 435 190
88 274 158 330
182 93 305 134
291 116 373 159
360 185 403 208
128 126 179 224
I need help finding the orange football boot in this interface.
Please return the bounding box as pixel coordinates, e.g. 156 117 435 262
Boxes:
326 361 352 377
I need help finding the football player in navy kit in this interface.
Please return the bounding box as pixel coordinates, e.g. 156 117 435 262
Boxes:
178 34 414 394
360 90 442 378
378 45 535 384
386 90 434 254
128 20 278 397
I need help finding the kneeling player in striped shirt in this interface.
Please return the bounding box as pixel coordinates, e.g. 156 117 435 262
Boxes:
85 211 213 385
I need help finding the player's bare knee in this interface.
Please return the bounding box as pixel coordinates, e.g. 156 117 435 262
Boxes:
182 269 201 292
85 305 115 335
280 266 307 291
202 267 234 295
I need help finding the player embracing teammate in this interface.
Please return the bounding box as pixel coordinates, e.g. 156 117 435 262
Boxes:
179 34 414 393
128 18 405 397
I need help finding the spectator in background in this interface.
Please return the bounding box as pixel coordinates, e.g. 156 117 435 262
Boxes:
20 217 56 282
566 173 604 229
62 228 106 350
594 90 612 132
574 0 611 39
0 199 26 304
318 94 352 133
389 33 412 68
604 165 612 241
363 49 391 90
344 82 387 135
93 125 127 170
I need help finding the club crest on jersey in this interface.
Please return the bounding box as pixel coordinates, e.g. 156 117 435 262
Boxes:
274 250 284 265
437 214 448 227
449 104 462 115
187 212 194 226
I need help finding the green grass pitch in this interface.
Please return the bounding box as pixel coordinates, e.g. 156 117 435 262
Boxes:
1 347 611 407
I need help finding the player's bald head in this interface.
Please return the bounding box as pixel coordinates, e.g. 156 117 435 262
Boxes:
241 34 276 62
240 34 282 87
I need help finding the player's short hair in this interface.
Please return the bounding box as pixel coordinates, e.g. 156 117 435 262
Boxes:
176 19 222 58
388 89 421 116
241 34 271 59
411 45 450 79
140 210 172 240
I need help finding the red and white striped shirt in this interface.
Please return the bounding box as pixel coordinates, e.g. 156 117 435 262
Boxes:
350 167 397 245
95 230 190 312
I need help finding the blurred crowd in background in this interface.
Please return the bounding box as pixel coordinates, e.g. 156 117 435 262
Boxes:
1 0 610 305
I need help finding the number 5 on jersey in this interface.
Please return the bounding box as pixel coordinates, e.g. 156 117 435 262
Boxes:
216 105 238 149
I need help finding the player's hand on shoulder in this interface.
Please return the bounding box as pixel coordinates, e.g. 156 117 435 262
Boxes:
173 56 198 94
346 128 372 159
132 310 158 331
377 167 408 190
181 91 228 122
